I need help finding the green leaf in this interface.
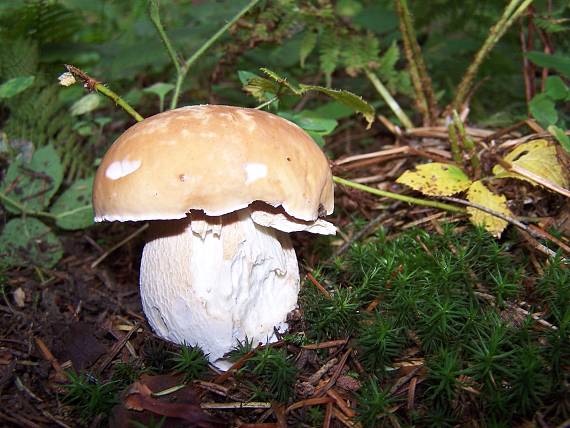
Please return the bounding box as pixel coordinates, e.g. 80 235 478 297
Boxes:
544 76 568 101
529 93 558 127
396 163 472 196
0 144 64 213
0 76 35 99
143 82 175 112
299 84 375 127
243 68 375 126
50 177 94 230
0 218 63 269
71 93 101 116
548 125 570 153
311 102 355 120
466 181 510 238
526 51 570 78
278 112 338 135
299 31 318 68
238 70 259 86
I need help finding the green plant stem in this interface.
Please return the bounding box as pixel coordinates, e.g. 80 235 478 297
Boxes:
148 0 182 75
333 176 465 214
450 0 534 113
0 192 56 220
452 110 480 171
95 84 144 122
158 0 261 110
448 124 463 164
395 0 437 125
65 65 145 123
365 69 413 131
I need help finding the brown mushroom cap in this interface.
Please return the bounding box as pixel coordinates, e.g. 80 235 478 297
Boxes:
93 105 334 222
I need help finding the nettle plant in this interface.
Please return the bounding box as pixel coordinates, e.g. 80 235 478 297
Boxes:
0 141 93 269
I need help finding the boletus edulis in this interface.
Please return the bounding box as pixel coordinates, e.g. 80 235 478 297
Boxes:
92 105 334 366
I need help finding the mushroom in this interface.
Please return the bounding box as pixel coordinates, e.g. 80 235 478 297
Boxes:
92 105 335 365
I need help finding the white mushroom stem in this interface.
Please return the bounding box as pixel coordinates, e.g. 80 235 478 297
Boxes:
139 207 301 364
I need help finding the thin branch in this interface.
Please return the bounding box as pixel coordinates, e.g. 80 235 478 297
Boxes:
148 0 182 75
64 65 144 122
494 156 570 198
159 0 262 109
365 69 414 130
91 224 149 269
440 195 567 259
0 191 55 220
394 0 438 124
450 0 534 113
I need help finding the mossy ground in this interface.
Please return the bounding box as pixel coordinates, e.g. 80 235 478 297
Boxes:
56 224 569 427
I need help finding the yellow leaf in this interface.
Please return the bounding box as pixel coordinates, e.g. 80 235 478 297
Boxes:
466 181 511 238
492 139 569 189
396 162 471 196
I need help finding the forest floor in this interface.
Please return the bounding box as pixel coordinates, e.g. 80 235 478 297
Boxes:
1 126 569 428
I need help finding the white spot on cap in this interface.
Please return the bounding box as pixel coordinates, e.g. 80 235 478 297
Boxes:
244 163 267 184
105 159 141 180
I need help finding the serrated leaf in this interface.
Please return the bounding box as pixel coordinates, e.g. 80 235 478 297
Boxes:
0 218 63 268
299 31 317 68
253 68 375 126
0 76 35 98
529 93 558 127
50 177 94 230
243 77 279 101
299 84 375 127
492 139 569 189
260 68 302 94
0 144 64 213
71 93 101 116
466 181 510 238
396 163 472 196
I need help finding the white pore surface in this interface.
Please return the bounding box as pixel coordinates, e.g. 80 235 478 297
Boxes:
140 208 300 364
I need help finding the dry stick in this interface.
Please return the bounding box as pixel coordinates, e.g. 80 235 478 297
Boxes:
285 397 335 414
34 337 66 382
302 339 348 350
495 156 570 198
95 322 140 375
64 65 144 122
395 0 437 125
334 147 410 166
331 211 393 261
306 272 331 299
440 196 566 259
450 0 534 113
314 348 352 398
91 224 149 269
474 291 557 330
149 0 262 110
327 389 356 418
201 402 272 410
